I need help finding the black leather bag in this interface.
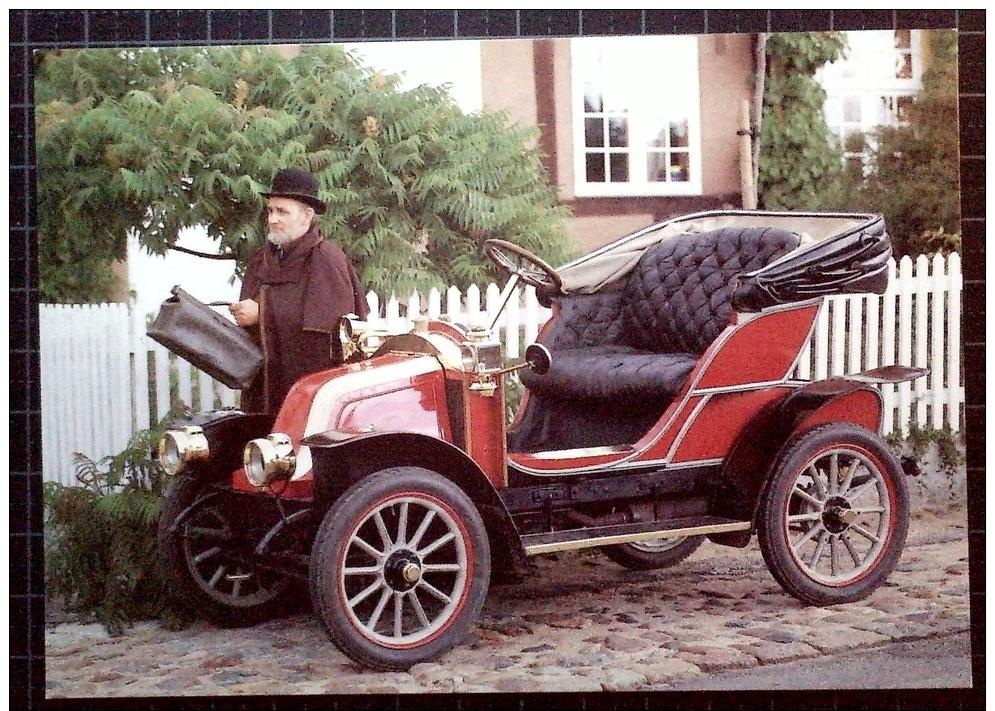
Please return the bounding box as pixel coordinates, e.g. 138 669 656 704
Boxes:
147 286 263 390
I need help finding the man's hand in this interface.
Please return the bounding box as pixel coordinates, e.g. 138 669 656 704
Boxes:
230 299 259 327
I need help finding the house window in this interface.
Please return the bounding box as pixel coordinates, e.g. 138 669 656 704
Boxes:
894 30 914 79
571 36 702 197
819 30 924 171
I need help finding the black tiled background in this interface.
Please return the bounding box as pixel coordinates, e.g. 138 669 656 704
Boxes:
9 10 984 710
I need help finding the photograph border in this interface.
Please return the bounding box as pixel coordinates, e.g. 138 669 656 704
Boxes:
9 9 986 710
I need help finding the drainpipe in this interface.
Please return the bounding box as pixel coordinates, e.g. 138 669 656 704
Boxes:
751 33 768 207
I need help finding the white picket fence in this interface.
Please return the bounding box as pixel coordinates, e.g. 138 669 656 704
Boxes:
39 253 963 486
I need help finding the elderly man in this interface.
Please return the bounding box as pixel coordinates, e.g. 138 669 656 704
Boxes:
231 168 370 413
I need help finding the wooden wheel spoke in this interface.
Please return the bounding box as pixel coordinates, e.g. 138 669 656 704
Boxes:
408 510 436 550
792 485 822 508
808 464 828 498
417 579 452 604
418 531 456 557
808 530 829 567
348 579 384 609
842 534 862 566
793 521 825 551
851 524 881 543
351 535 384 560
396 502 409 547
422 563 462 573
366 588 392 631
373 511 393 550
409 590 430 629
193 546 221 564
393 592 404 638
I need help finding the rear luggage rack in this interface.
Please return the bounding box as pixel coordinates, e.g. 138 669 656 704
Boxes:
521 516 751 555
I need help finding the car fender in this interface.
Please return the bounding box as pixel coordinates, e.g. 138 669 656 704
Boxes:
707 368 923 547
305 430 527 574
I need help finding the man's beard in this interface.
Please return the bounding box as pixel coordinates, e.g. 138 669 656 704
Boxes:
267 231 297 247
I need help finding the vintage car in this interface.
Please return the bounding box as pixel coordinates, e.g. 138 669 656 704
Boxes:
156 210 924 671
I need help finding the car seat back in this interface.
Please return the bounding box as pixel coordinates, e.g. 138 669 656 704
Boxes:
622 226 801 355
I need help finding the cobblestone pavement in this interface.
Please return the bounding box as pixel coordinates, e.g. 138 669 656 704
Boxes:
46 511 970 697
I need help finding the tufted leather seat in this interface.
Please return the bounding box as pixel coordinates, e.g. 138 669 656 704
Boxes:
521 226 801 403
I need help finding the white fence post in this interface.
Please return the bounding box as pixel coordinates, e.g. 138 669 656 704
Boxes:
427 288 442 319
846 295 863 374
880 260 898 434
913 254 930 427
929 253 945 429
947 253 962 432
897 256 914 434
505 286 521 359
465 284 481 328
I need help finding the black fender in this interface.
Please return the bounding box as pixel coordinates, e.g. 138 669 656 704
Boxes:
304 430 527 575
169 410 275 483
707 367 925 548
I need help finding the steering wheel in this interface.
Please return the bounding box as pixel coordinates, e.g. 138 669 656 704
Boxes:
482 239 563 293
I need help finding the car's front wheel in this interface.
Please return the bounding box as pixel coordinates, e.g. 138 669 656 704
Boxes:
601 535 704 570
309 467 490 671
757 423 909 606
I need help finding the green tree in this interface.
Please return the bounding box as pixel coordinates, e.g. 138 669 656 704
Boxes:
858 30 960 255
758 32 848 210
36 46 577 303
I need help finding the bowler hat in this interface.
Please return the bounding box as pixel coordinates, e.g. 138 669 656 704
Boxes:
262 168 327 214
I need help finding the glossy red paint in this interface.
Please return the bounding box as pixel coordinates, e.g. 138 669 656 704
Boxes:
633 395 703 463
231 353 449 498
338 373 451 441
694 304 819 390
671 387 791 462
794 388 882 435
509 448 632 471
464 378 508 489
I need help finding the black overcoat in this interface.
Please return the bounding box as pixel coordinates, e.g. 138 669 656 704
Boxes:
239 225 369 413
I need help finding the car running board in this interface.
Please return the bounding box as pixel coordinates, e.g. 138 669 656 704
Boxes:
521 516 751 556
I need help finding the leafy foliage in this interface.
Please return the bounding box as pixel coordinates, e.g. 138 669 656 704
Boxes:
846 30 960 257
758 33 848 210
885 419 964 477
44 417 191 634
36 45 577 303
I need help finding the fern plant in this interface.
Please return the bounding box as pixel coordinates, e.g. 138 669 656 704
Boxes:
44 417 191 634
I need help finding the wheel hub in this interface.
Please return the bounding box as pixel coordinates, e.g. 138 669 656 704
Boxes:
822 496 854 533
383 550 422 592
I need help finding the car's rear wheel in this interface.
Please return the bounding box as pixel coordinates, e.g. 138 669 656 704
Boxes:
601 535 704 570
158 477 293 627
757 423 909 606
309 467 490 671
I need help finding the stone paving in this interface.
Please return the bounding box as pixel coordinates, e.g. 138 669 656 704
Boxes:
45 510 970 697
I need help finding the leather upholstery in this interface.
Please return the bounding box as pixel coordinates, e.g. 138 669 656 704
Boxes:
523 345 698 403
623 227 801 354
520 226 800 403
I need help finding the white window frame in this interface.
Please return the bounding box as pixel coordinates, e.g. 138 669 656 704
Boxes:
570 36 703 198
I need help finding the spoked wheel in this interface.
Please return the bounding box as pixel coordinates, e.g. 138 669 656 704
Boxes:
758 423 909 606
601 535 704 570
158 477 293 627
309 467 490 671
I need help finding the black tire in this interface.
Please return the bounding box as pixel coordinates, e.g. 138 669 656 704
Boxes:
158 476 293 627
309 467 490 671
757 423 909 606
601 535 704 570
